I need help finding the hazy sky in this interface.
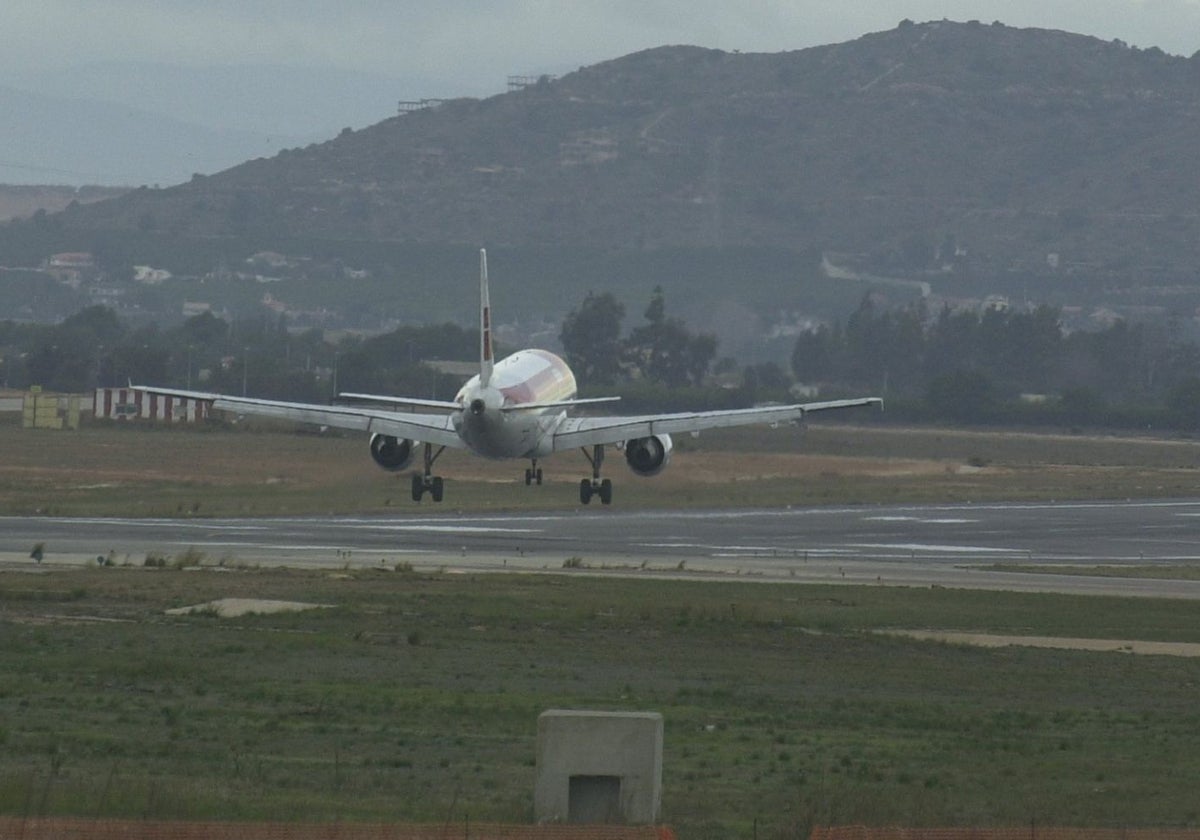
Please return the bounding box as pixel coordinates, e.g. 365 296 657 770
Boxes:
4 1 1200 185
5 1 1200 98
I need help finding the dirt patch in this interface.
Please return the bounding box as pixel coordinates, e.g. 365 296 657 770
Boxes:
884 629 1200 657
165 598 332 618
673 452 951 483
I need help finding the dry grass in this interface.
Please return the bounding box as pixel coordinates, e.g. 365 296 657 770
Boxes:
3 416 1200 515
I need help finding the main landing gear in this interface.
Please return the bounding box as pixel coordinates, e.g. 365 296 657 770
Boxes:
579 444 613 505
524 459 544 486
411 443 446 502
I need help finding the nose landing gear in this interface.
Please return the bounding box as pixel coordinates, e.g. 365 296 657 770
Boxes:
524 459 544 486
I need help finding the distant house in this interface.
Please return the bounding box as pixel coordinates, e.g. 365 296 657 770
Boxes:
48 252 94 269
261 292 288 314
45 252 96 286
87 286 124 303
133 265 172 285
246 251 293 270
182 301 212 318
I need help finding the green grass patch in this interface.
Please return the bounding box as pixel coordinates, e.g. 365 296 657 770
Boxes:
2 568 1200 833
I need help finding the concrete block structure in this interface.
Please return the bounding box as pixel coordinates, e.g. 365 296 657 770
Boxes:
21 389 81 430
535 710 663 825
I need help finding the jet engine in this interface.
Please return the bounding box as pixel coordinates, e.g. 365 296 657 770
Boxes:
369 434 417 471
623 434 673 476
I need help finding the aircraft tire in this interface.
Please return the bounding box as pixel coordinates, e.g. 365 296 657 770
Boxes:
411 474 424 502
431 476 444 503
535 468 543 485
599 479 613 505
579 479 593 505
525 468 533 486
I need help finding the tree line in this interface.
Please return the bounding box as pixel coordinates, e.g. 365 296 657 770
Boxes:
7 291 1200 431
790 296 1200 428
558 287 717 389
0 306 477 405
0 287 720 408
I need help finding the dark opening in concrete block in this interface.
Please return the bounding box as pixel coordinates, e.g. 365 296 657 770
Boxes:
568 774 622 823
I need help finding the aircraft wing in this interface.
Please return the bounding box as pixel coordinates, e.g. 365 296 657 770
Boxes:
133 386 465 449
551 397 882 451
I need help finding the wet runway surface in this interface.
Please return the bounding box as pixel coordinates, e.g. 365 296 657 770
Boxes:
4 499 1200 598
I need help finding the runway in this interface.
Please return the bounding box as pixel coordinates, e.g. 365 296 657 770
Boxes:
3 498 1200 598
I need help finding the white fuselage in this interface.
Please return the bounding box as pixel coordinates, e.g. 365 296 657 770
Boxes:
452 349 577 459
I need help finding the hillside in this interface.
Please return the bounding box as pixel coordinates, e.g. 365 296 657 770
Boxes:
47 21 1200 274
7 20 1200 358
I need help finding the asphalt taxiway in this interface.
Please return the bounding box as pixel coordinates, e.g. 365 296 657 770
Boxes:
4 499 1200 598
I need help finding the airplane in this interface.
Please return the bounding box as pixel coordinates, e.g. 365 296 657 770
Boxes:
137 249 881 505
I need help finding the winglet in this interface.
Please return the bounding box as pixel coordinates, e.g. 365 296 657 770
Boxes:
479 248 494 388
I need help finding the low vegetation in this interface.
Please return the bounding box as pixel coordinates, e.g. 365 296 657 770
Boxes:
3 418 1200 517
2 568 1199 836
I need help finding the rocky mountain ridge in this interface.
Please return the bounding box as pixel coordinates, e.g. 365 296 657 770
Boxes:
45 19 1200 282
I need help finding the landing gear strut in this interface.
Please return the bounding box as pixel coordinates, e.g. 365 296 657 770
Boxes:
524 459 543 486
411 443 446 502
579 444 613 505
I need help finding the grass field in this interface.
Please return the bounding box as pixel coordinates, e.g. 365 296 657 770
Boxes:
3 417 1200 516
3 567 1200 837
4 417 1200 836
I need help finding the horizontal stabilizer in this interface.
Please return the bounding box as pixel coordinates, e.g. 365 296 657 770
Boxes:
337 392 461 411
500 396 622 412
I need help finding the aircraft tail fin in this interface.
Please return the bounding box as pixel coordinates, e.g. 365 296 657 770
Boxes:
479 248 494 388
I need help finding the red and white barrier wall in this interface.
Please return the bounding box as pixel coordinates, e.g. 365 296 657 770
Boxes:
94 388 209 422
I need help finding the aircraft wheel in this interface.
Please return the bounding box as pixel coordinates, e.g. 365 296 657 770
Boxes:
535 468 544 486
524 468 533 486
411 474 424 502
579 479 593 505
599 478 613 505
431 476 444 503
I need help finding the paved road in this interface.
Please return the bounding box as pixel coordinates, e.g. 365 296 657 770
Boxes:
3 499 1200 598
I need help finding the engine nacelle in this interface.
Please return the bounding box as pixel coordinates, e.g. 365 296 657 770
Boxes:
623 434 673 477
369 434 417 472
